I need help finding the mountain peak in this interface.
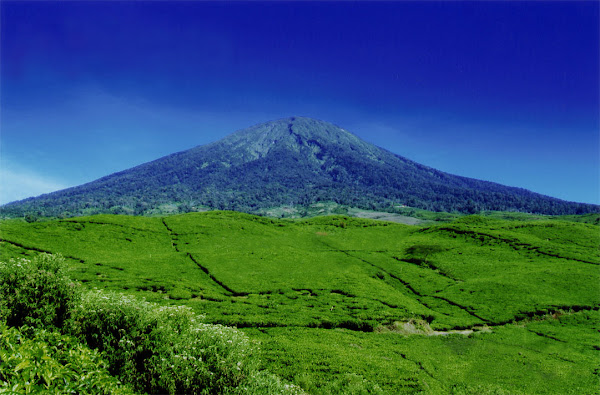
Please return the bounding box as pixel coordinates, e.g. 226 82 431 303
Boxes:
215 116 379 162
2 117 597 217
221 116 353 144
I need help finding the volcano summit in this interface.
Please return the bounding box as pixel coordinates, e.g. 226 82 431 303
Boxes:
2 117 597 217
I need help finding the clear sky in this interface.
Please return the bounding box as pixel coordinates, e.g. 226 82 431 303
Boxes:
1 1 598 206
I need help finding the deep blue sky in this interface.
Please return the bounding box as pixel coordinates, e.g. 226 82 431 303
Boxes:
1 1 598 205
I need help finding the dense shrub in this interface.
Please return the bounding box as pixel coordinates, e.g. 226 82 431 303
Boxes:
296 373 384 394
0 254 302 394
231 371 305 394
168 286 192 300
0 324 133 394
67 290 260 394
450 383 514 394
0 254 75 330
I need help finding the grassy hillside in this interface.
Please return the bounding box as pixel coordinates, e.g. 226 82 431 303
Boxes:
1 212 598 393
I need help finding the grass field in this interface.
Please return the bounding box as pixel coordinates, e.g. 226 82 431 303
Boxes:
1 211 598 393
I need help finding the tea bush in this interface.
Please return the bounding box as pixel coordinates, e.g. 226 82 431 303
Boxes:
230 371 305 394
297 373 384 394
68 290 260 394
0 254 300 394
168 286 192 300
0 254 75 330
3 212 597 393
0 324 133 394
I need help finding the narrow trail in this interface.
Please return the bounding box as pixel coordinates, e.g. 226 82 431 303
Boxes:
58 219 165 234
391 255 460 282
427 295 489 323
186 253 246 296
160 218 243 296
161 218 181 252
0 238 85 264
526 329 566 343
435 226 599 265
316 237 489 324
312 236 600 333
397 352 441 389
407 305 599 337
1 238 56 255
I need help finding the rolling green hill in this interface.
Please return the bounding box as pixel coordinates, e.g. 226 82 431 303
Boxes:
2 117 598 218
1 211 598 393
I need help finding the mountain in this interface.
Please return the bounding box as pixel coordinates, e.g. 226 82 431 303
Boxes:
1 116 597 217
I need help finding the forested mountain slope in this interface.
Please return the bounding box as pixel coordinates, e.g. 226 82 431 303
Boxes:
2 117 597 217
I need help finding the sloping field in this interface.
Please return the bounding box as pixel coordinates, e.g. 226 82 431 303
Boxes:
1 212 598 393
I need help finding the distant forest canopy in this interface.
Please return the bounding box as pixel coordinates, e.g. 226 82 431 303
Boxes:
2 117 598 218
1 184 597 220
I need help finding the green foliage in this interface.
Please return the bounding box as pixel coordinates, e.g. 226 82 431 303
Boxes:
296 373 385 394
0 324 132 394
68 290 260 394
251 314 600 394
2 213 598 330
230 371 305 394
248 327 437 393
168 286 192 300
405 244 446 266
0 253 300 394
0 254 75 330
23 214 38 223
1 212 599 393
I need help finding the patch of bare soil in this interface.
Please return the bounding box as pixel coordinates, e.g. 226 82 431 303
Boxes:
377 319 492 336
351 210 427 225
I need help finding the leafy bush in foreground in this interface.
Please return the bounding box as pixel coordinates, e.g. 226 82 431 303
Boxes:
68 290 260 394
232 371 305 394
0 324 132 394
0 254 75 330
0 254 301 394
